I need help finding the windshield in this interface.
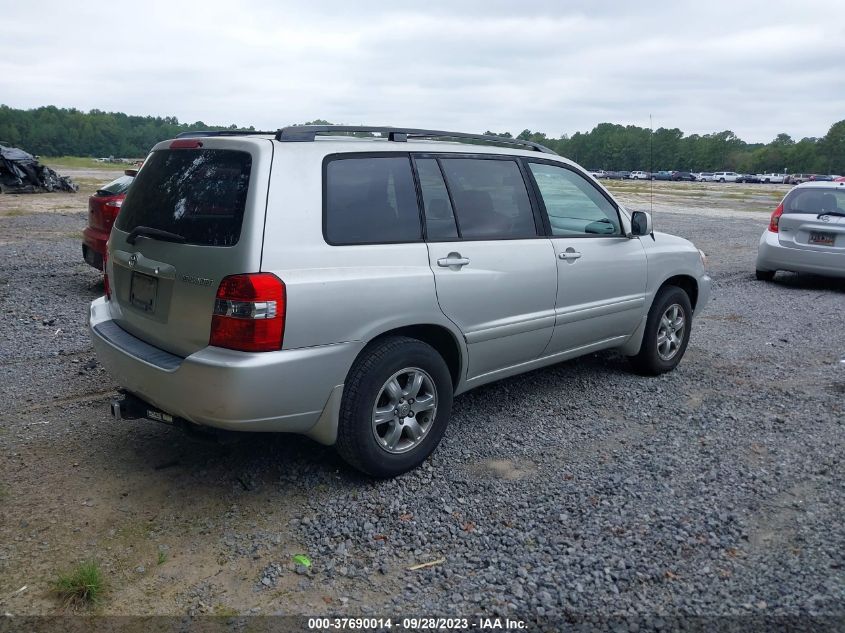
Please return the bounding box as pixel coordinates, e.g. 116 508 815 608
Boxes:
783 188 845 214
115 149 252 246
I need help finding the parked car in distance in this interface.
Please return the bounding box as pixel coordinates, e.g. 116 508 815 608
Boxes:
82 170 136 270
756 181 845 281
713 171 740 183
736 173 762 183
787 174 813 184
671 171 696 181
91 126 711 477
651 171 674 181
695 172 715 182
630 171 650 180
605 170 631 180
589 169 608 179
759 173 786 184
834 176 845 182
809 174 833 182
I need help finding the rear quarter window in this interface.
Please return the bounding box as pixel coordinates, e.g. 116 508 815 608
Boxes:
115 149 252 246
324 156 422 245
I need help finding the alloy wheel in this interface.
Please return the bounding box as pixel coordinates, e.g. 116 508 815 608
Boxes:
656 304 686 361
371 367 438 454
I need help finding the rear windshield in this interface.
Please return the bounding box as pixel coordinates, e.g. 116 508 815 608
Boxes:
96 175 134 196
783 188 845 214
116 149 252 246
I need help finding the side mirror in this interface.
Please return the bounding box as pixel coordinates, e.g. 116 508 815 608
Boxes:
630 211 652 237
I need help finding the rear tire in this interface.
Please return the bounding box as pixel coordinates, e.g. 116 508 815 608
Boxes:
336 336 453 478
755 269 775 281
630 286 693 376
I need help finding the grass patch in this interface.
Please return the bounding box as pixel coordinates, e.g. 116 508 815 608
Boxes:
52 560 105 608
115 521 152 541
157 550 168 565
214 604 239 617
0 208 28 217
41 156 138 171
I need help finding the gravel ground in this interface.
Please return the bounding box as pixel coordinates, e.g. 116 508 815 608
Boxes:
0 183 843 629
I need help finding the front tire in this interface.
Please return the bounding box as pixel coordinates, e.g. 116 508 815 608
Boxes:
336 336 453 477
630 286 693 375
755 269 775 281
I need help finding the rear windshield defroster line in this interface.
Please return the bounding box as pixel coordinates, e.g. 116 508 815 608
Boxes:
115 149 252 247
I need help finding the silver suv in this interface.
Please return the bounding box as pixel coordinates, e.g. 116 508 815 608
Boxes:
90 126 711 477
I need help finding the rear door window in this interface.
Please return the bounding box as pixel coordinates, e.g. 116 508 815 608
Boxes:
324 156 422 244
115 149 252 246
415 158 459 240
438 158 537 240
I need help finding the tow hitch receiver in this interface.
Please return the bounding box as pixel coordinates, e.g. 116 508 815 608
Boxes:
110 392 174 424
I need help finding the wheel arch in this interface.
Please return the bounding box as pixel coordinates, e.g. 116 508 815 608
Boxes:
355 324 464 390
619 273 699 357
659 274 699 310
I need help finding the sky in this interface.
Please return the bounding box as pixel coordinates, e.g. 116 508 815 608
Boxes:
2 0 843 144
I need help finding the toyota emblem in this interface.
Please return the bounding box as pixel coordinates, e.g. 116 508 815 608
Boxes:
128 253 138 267
820 215 830 223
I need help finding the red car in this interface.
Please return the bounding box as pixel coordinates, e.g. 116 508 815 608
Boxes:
82 171 135 270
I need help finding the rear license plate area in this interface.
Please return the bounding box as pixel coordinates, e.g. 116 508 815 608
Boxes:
809 232 835 246
146 409 174 424
130 272 158 313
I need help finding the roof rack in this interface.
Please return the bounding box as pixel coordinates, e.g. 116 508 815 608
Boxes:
175 129 277 138
275 126 557 154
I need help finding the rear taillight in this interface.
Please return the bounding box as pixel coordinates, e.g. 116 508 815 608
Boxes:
103 199 122 227
210 273 286 352
768 203 784 233
103 245 111 300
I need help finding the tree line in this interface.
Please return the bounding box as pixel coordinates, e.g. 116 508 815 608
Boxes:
1 105 842 174
495 121 844 175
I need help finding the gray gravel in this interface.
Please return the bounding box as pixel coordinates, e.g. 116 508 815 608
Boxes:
0 205 843 627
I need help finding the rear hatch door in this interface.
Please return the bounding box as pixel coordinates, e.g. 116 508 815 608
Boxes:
778 187 845 252
107 137 273 357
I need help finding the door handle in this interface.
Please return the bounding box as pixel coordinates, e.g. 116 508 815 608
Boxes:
437 253 470 268
558 251 582 260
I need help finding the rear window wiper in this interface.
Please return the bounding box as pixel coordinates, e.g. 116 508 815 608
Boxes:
816 211 845 218
126 226 187 245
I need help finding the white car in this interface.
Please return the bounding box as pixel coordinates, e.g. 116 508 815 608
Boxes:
713 171 740 183
759 173 786 184
756 181 845 280
630 171 650 180
590 169 607 179
696 172 715 182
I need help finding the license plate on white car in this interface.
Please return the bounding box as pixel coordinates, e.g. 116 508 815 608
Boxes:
809 232 835 246
130 272 158 312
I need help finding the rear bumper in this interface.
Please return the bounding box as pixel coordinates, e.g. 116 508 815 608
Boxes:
82 227 108 270
756 230 845 278
89 297 363 442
